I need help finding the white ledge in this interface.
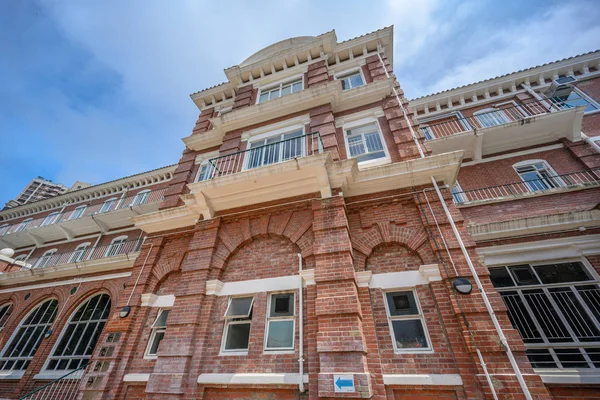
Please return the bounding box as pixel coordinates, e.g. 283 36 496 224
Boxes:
0 370 24 380
197 373 308 385
132 205 199 234
382 374 463 386
367 265 442 289
140 294 175 308
124 373 151 382
536 370 600 384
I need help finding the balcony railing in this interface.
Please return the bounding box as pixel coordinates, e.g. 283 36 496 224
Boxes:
200 132 322 181
420 96 586 140
453 169 600 205
19 239 143 270
0 188 166 236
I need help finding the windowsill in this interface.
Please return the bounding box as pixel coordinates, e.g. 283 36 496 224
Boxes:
219 351 249 357
0 370 24 380
535 369 600 384
583 109 600 116
34 370 82 381
263 349 295 355
393 348 434 355
356 156 392 170
143 355 158 360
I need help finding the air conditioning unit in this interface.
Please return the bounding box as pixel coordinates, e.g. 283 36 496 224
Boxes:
545 76 576 98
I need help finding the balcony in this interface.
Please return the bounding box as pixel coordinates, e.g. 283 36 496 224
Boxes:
453 169 600 206
421 97 586 160
0 189 166 248
0 239 142 285
185 132 328 217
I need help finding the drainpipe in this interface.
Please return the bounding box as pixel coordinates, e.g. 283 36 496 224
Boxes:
376 52 425 158
297 253 305 393
430 177 533 400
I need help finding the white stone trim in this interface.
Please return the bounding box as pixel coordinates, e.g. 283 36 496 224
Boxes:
197 373 308 385
241 114 310 142
368 265 442 289
0 370 25 380
477 234 600 266
34 370 84 381
205 280 224 295
536 371 600 384
140 294 175 308
461 144 564 167
382 374 463 386
355 271 372 287
300 269 315 286
123 373 151 382
334 107 385 129
207 275 301 297
0 271 131 294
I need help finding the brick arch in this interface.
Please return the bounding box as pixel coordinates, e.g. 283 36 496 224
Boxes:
149 250 187 287
365 242 423 274
209 210 315 276
5 296 59 335
352 222 432 270
55 288 116 325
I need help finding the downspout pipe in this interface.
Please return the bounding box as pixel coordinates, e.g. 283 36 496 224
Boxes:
430 176 533 400
297 253 305 393
376 52 425 158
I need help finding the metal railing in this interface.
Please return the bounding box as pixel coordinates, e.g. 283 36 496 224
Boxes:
19 362 90 399
0 188 166 236
419 95 587 140
21 239 143 270
453 169 600 205
200 132 323 181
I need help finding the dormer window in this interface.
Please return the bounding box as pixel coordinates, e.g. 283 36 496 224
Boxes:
258 79 303 104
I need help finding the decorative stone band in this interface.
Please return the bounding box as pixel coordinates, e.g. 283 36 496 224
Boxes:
197 373 308 385
123 373 151 382
382 374 463 386
140 294 175 308
205 265 441 297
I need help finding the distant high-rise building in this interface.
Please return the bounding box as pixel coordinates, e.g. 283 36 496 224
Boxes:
3 177 70 209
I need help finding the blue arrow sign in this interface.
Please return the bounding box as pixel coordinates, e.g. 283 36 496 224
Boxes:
334 375 355 392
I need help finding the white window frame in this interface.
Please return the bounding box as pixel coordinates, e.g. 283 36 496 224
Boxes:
15 218 32 232
68 205 87 220
40 212 60 227
195 159 215 182
383 289 433 354
220 296 255 355
43 293 111 373
131 190 151 206
513 160 565 192
217 106 233 117
34 249 58 269
473 107 510 128
451 181 466 204
263 292 295 352
551 86 600 115
0 224 9 236
490 259 600 371
0 303 12 331
335 68 366 91
242 125 306 171
144 308 170 359
105 236 128 257
99 198 118 214
256 75 304 104
342 116 390 168
0 299 58 373
69 242 91 264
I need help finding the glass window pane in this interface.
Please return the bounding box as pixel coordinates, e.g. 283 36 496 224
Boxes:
364 132 384 152
549 288 600 341
349 73 364 88
391 319 428 349
266 320 294 349
501 292 543 343
148 331 165 355
554 348 590 368
269 89 280 100
281 85 292 96
526 349 557 368
224 323 251 350
270 294 294 317
509 265 540 286
534 262 592 284
292 82 302 93
225 297 253 318
153 310 170 328
386 292 418 316
259 92 269 103
347 135 366 157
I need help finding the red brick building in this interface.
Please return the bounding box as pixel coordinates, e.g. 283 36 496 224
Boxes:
0 27 598 399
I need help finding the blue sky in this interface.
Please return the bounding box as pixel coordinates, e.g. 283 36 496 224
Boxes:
1 0 599 206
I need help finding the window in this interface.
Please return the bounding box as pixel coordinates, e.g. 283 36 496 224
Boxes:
338 70 364 90
451 181 465 204
490 261 600 369
258 79 303 103
384 290 430 352
99 198 117 213
0 299 58 371
196 160 215 182
40 212 60 227
0 304 12 331
69 243 91 263
0 224 8 236
15 218 32 232
474 108 510 128
221 296 254 353
421 125 435 141
345 122 387 163
34 249 58 269
131 190 151 206
69 205 87 220
514 161 563 192
265 293 295 351
245 129 304 170
145 309 169 358
46 294 110 371
550 88 599 114
105 237 128 257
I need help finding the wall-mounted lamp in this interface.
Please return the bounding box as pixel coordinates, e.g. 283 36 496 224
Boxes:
119 306 131 318
43 329 52 339
453 277 473 295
